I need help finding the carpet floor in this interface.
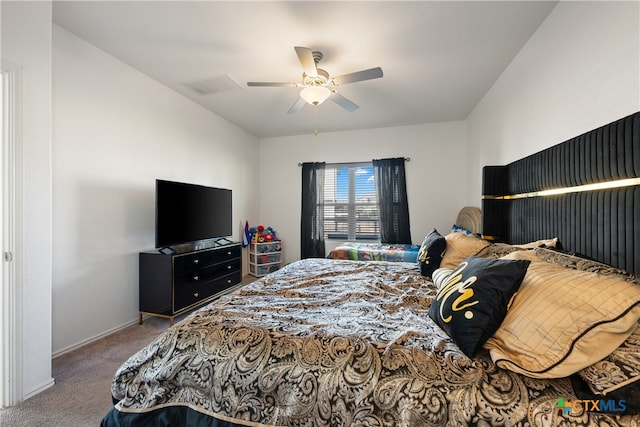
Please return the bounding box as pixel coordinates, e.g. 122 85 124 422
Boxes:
0 316 170 427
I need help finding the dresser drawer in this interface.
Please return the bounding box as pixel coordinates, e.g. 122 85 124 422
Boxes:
173 251 216 274
174 245 241 274
174 258 241 287
174 270 242 312
211 257 241 275
211 245 241 262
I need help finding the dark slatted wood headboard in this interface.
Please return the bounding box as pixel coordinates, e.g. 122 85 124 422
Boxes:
482 111 640 275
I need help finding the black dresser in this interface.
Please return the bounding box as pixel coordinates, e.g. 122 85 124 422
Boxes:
139 242 242 325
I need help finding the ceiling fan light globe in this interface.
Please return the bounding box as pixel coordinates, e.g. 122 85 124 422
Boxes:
300 86 331 106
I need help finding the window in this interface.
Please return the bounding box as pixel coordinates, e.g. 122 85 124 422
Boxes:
323 162 379 240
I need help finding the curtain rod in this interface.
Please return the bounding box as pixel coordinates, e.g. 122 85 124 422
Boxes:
298 157 410 167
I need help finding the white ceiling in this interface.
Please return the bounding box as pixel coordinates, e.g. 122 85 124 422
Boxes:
52 1 558 138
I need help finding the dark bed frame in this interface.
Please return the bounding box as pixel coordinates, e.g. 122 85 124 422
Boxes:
482 111 640 275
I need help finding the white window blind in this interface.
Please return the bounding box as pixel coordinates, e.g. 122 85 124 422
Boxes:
323 162 379 240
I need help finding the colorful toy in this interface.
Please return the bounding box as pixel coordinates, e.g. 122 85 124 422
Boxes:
248 224 279 244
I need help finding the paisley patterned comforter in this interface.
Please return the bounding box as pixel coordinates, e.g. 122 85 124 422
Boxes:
102 259 640 426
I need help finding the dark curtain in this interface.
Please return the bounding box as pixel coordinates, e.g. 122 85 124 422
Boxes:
300 162 326 258
373 157 412 244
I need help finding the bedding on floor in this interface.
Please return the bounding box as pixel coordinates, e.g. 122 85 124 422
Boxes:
102 252 640 427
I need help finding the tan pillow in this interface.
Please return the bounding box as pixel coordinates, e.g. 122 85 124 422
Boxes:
440 232 490 269
484 250 640 378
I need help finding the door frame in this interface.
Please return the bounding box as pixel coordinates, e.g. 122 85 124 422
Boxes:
1 62 24 408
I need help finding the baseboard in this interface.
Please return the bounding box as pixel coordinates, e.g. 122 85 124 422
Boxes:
52 281 252 359
22 377 55 401
52 317 143 359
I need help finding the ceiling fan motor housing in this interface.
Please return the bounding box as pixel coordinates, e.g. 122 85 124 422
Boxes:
303 68 330 87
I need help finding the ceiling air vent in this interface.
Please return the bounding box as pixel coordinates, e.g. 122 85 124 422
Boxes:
181 74 243 95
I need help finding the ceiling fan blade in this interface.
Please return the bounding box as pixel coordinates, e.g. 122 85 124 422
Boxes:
247 82 297 87
287 97 306 114
332 67 383 85
294 46 318 77
329 91 359 112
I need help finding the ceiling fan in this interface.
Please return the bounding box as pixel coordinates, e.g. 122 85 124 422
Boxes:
247 46 383 113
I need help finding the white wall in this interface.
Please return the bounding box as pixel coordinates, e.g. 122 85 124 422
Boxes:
52 25 260 355
466 1 640 202
258 121 469 264
1 1 54 400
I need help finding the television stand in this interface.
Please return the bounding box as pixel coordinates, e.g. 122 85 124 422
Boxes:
139 241 242 325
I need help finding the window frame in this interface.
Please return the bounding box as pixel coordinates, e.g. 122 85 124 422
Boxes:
323 162 380 241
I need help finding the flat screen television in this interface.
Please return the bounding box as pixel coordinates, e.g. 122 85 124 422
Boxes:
155 179 232 248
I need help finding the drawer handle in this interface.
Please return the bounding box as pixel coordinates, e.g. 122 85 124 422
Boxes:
194 292 199 297
227 265 232 269
193 259 199 264
227 279 232 284
193 275 199 281
227 251 232 255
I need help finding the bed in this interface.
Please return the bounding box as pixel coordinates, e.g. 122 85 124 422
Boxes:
102 111 640 427
327 242 420 262
327 207 482 263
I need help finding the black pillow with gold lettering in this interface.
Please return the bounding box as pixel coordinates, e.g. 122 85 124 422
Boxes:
428 256 530 357
417 229 447 278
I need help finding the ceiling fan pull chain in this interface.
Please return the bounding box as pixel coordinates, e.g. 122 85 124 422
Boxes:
313 104 319 136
